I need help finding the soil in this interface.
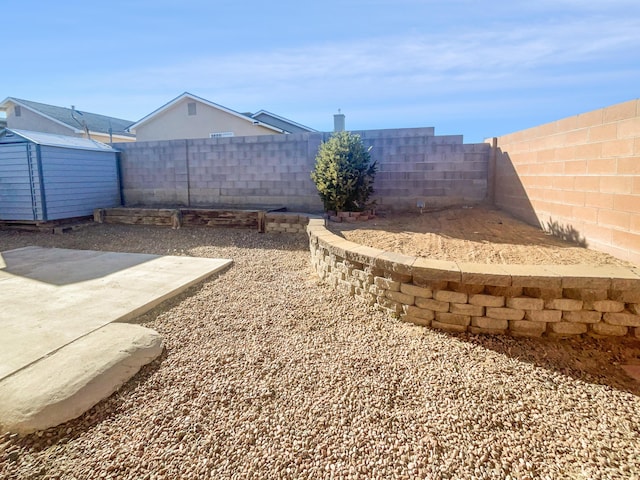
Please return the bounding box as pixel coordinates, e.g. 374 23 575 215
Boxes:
328 204 635 266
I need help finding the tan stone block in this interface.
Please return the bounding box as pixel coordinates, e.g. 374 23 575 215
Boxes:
545 298 583 311
590 323 628 337
592 300 625 313
354 273 374 286
469 326 507 336
608 290 640 303
502 265 561 288
415 297 449 313
337 280 354 296
400 283 433 299
507 296 545 310
434 290 468 304
610 270 640 291
603 311 640 327
562 289 608 302
374 251 416 277
523 287 564 300
457 263 512 287
472 316 508 330
562 310 601 324
400 315 432 327
431 320 468 333
525 309 563 323
469 294 505 307
628 303 640 315
374 276 400 292
403 305 435 321
385 289 415 305
388 272 414 283
486 307 525 320
376 296 402 315
411 278 450 290
344 244 384 267
435 312 471 327
485 286 523 297
447 282 485 295
549 322 587 336
450 303 484 317
509 320 547 337
543 265 613 290
324 238 361 259
412 257 461 283
368 284 385 296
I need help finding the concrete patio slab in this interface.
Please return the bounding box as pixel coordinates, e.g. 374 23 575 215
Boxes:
0 246 231 433
0 246 232 381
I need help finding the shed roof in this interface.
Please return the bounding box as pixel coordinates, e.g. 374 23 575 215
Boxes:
0 97 135 138
0 129 118 152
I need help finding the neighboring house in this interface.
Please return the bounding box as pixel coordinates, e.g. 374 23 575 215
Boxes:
0 97 135 143
127 92 316 142
249 110 317 134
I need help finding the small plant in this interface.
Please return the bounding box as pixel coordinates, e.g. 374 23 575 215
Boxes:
310 131 377 212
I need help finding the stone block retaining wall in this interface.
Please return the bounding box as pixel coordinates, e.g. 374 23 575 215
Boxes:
95 207 313 233
307 218 640 339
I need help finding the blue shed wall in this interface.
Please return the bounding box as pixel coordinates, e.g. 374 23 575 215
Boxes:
39 146 120 220
0 143 43 221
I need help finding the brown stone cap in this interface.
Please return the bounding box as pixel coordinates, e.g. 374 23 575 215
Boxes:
306 221 640 287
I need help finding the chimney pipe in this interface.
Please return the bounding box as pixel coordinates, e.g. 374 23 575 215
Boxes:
333 110 345 132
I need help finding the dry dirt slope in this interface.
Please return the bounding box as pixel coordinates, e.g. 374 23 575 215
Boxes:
329 205 633 266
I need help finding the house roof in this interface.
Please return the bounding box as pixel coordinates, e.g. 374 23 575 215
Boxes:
0 97 135 139
126 92 285 134
250 110 317 133
0 128 117 152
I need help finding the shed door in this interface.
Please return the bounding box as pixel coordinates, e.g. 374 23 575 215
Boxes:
0 143 43 221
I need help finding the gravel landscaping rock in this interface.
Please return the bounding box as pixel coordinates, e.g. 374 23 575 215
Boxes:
1 224 640 479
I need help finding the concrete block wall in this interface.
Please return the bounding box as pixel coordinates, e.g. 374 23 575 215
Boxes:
491 99 640 264
353 129 489 210
307 218 640 340
114 128 489 213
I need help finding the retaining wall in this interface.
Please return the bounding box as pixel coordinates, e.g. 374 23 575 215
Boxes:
307 219 640 339
94 207 312 233
114 128 489 213
491 99 640 264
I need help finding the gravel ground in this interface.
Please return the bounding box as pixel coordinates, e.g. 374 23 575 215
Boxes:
1 224 640 479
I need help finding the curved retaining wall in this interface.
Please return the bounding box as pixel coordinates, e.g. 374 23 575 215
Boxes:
307 218 640 339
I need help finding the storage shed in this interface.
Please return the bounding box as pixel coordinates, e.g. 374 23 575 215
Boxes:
0 129 121 222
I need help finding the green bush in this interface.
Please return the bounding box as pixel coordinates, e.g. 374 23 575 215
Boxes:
310 131 377 212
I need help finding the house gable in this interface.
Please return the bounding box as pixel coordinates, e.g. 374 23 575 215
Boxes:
128 92 284 141
0 97 135 142
3 99 78 136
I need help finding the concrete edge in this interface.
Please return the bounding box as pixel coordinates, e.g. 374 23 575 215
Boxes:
0 323 164 435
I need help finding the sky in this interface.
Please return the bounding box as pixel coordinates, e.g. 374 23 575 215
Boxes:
2 0 639 142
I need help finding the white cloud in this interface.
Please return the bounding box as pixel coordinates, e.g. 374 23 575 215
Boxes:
60 11 639 138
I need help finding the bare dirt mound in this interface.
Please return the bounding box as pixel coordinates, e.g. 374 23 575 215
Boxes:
328 205 633 266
